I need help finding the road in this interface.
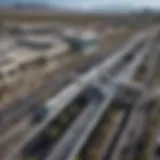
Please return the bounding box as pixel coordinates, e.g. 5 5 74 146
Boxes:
0 38 122 134
145 104 160 160
0 33 130 159
0 30 138 133
100 108 132 160
109 32 159 160
45 89 116 160
44 40 150 160
4 28 152 160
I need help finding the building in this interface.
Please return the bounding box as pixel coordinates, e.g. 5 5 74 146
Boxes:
63 29 99 54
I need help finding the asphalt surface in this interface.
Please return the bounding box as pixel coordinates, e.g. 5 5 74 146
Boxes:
44 42 150 160
4 28 152 160
0 33 132 134
101 107 132 160
109 33 159 160
45 90 116 160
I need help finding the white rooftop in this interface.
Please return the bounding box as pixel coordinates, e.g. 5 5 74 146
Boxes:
63 28 99 41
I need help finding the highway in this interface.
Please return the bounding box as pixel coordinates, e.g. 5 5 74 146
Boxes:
45 88 116 160
0 30 137 159
44 40 151 160
0 41 117 134
63 31 156 160
127 44 160 160
99 107 132 160
3 28 155 160
0 31 137 134
149 117 160 160
109 33 159 160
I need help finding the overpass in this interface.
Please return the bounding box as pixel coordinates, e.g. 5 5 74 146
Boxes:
4 28 155 160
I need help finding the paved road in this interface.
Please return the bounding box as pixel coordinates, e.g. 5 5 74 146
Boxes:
100 108 132 160
44 41 150 160
4 29 150 160
45 90 116 160
99 111 126 160
144 105 160 160
110 32 159 160
0 31 135 132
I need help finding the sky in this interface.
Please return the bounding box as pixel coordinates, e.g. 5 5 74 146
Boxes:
54 0 160 9
1 0 160 10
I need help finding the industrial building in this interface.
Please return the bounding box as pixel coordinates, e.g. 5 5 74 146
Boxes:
63 29 99 54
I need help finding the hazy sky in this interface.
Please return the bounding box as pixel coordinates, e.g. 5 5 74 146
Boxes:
50 0 160 9
1 0 160 9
